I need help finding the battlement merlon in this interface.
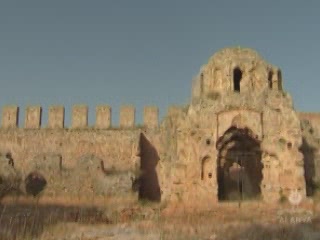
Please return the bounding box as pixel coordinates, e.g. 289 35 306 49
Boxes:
96 105 111 129
71 105 88 129
120 105 135 128
1 105 19 129
143 106 159 128
25 106 42 129
48 105 65 129
0 104 161 129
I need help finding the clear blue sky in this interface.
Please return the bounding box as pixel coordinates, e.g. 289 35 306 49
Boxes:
0 0 319 127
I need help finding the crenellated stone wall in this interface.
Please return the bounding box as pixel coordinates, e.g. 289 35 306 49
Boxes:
0 105 160 130
0 47 319 209
0 104 162 200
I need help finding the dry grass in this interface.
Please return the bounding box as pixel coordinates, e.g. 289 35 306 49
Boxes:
0 196 319 240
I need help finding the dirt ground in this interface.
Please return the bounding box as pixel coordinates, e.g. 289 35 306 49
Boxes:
1 197 320 240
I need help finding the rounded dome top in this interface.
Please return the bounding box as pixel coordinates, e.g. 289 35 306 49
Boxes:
191 47 283 100
207 47 269 68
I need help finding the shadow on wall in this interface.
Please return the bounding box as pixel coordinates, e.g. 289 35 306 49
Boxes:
300 137 317 196
138 133 161 202
0 203 110 240
24 171 47 197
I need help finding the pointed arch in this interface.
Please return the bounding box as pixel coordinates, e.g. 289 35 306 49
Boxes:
216 126 263 201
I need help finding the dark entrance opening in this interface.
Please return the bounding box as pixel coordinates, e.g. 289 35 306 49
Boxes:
216 127 263 201
233 68 242 92
135 133 161 202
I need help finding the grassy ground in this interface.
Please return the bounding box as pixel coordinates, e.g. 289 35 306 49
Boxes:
0 196 319 240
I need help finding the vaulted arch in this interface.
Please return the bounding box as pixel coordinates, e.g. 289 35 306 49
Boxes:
216 126 263 201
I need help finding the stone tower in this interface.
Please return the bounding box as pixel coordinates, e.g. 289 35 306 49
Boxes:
165 47 306 206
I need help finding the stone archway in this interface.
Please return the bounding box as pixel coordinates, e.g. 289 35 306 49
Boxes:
216 126 263 201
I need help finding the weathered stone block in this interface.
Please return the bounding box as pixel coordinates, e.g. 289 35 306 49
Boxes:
25 106 42 129
143 106 158 128
71 105 88 129
48 106 64 129
1 105 19 129
218 109 262 138
119 105 135 128
96 105 111 129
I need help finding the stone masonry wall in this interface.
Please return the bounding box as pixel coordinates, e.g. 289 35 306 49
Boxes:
0 105 162 199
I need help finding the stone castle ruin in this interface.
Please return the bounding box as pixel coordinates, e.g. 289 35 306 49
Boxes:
1 47 320 208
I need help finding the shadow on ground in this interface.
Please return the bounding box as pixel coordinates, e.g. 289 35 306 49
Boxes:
0 203 110 240
224 220 320 240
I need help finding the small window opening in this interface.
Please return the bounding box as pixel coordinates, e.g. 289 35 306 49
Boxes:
268 71 273 89
200 73 204 81
277 70 283 90
233 68 242 92
206 139 211 145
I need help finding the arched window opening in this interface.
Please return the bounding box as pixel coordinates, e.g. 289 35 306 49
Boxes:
268 71 273 89
277 70 283 90
200 72 204 82
199 72 204 95
233 68 242 92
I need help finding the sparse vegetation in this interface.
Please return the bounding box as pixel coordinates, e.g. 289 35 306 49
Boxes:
0 198 319 240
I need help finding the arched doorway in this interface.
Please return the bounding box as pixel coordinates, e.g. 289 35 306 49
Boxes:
216 127 263 201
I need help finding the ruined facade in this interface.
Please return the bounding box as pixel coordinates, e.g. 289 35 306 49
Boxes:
1 47 320 207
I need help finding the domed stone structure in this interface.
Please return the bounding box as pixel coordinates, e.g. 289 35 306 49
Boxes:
192 47 282 100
